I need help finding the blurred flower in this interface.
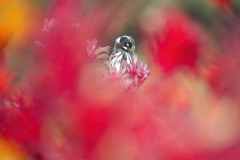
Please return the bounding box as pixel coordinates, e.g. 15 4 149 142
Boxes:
0 0 32 43
143 10 202 74
0 0 239 159
203 54 240 101
211 0 232 11
0 69 11 93
0 31 11 51
0 138 26 160
0 90 41 145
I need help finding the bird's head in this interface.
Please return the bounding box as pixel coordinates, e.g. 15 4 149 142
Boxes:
114 35 135 53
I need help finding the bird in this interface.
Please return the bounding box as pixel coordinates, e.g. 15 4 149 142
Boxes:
108 35 137 75
88 35 150 89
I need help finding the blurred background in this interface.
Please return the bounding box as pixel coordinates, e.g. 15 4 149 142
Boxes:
1 0 240 159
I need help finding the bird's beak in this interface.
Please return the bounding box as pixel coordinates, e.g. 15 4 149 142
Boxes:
121 46 129 52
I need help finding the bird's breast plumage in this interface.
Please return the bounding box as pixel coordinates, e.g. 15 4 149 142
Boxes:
108 50 134 75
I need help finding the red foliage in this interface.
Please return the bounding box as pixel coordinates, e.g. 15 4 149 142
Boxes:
0 91 41 145
204 54 240 99
212 0 232 10
145 11 202 74
1 0 240 159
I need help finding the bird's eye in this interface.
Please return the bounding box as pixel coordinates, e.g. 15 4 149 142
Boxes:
124 42 132 49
